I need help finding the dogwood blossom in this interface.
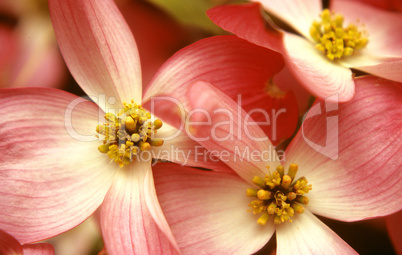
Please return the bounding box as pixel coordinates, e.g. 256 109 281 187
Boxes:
153 76 402 254
208 0 402 102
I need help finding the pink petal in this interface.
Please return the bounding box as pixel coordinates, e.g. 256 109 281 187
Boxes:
252 0 322 39
187 81 280 183
100 160 179 255
283 33 355 102
240 88 299 145
0 88 116 243
143 35 284 108
386 211 402 255
276 211 357 254
0 229 23 255
151 122 233 172
49 0 142 110
22 243 54 255
331 0 402 57
284 76 402 221
153 162 275 254
207 3 284 52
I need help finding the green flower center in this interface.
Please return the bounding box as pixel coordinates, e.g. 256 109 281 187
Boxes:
246 164 312 225
96 100 163 167
310 9 369 60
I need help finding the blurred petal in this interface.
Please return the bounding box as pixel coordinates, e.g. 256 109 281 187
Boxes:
49 0 142 110
386 211 402 255
277 211 357 254
331 0 402 57
154 162 275 255
0 229 22 255
8 18 65 88
0 88 116 243
283 33 355 102
252 0 322 39
285 76 402 221
207 3 284 52
23 243 54 255
0 25 17 76
100 160 178 255
143 35 284 108
187 81 280 183
152 122 233 172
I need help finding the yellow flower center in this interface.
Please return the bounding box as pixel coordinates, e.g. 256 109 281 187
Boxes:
309 9 369 60
246 164 312 225
96 100 163 167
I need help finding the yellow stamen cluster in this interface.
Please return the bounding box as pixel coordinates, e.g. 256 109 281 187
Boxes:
247 164 312 225
310 9 368 60
96 100 163 167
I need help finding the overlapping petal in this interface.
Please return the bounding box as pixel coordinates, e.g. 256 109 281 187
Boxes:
49 0 142 110
151 122 233 172
283 33 355 102
153 162 275 255
251 0 322 39
186 81 280 182
207 3 284 52
100 160 178 255
143 35 284 109
276 211 357 254
284 76 402 221
0 88 116 243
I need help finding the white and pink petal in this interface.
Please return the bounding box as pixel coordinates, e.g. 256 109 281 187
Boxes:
0 88 116 244
186 81 280 182
283 33 355 102
49 0 142 110
276 211 357 254
100 159 179 255
153 162 275 255
284 76 402 221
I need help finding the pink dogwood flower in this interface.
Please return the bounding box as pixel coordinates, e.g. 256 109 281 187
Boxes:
208 0 402 102
153 76 402 254
0 0 298 253
0 229 54 255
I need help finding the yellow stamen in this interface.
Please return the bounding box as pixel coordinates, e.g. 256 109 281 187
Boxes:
310 9 369 60
96 101 164 167
246 164 312 225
